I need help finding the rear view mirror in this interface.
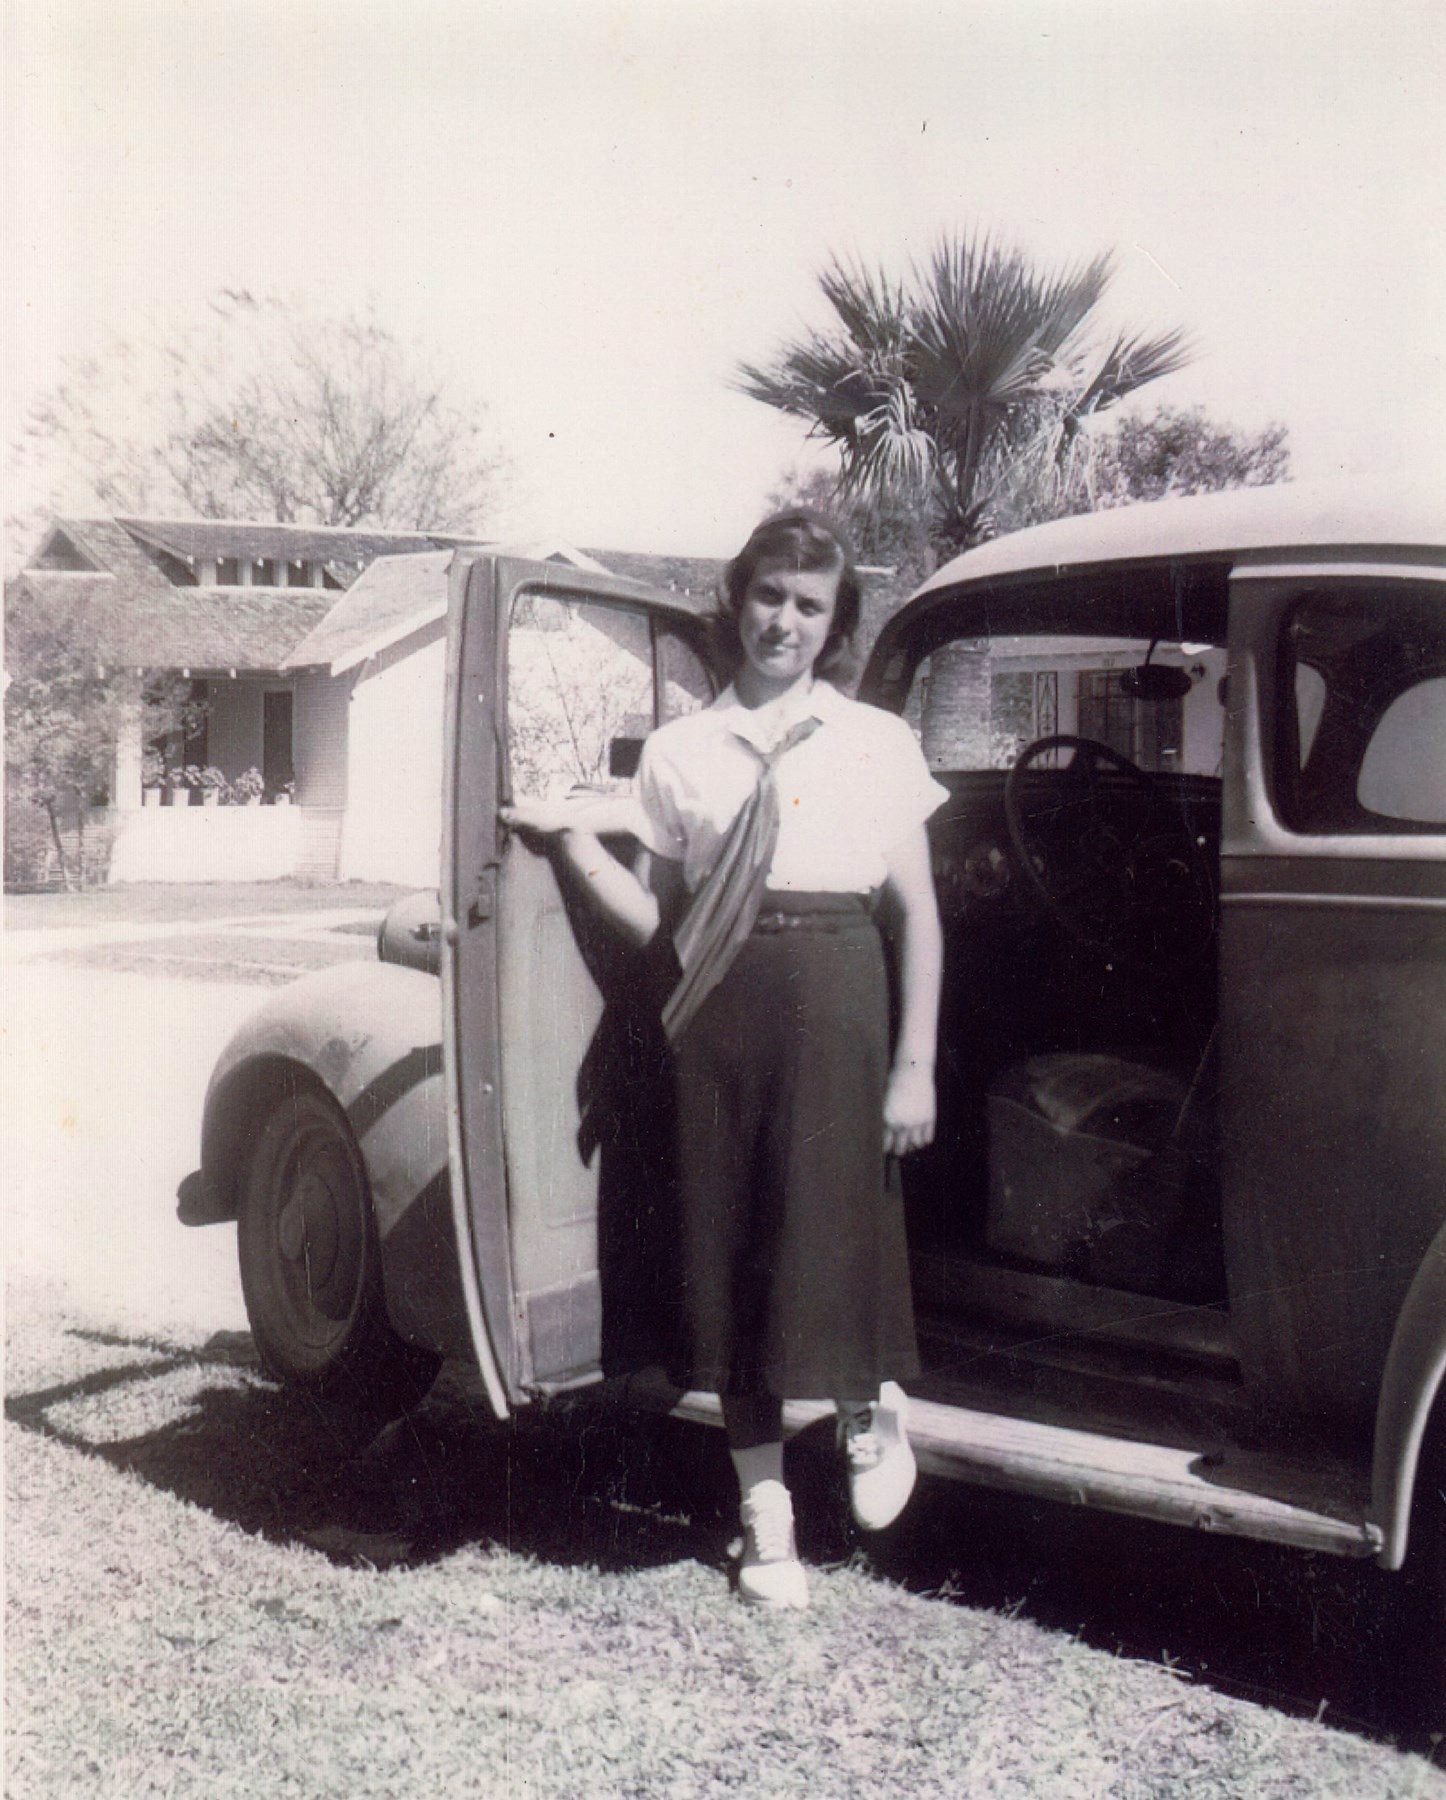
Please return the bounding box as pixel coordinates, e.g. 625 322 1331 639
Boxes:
1119 665 1193 702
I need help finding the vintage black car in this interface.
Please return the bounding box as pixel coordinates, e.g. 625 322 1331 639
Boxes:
181 480 1445 1611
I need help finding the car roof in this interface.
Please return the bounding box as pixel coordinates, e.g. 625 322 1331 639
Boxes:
909 477 1445 602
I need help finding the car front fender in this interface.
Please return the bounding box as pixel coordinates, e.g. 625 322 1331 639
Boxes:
1372 1217 1446 1569
185 961 470 1361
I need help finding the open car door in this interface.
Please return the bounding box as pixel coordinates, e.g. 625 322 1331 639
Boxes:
441 553 714 1411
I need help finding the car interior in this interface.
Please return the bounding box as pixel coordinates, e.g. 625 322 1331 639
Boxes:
867 563 1242 1434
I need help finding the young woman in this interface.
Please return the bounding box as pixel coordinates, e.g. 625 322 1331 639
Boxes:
502 510 945 1609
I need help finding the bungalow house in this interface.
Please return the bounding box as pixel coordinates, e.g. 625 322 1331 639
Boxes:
12 516 725 889
15 513 1211 889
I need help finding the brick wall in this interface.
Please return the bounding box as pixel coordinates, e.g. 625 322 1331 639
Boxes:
919 640 993 769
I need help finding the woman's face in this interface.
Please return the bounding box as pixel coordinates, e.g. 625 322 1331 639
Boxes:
736 557 840 688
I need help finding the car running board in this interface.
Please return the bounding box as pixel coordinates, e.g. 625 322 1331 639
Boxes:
669 1388 1381 1560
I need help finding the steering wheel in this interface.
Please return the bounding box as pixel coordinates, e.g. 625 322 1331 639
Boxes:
1003 735 1216 975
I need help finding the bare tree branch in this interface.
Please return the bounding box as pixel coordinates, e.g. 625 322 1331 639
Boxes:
10 293 509 543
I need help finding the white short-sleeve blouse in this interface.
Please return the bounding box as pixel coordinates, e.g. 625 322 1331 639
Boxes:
632 679 948 895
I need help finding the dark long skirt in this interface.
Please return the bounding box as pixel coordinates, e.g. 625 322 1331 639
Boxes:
667 891 919 1402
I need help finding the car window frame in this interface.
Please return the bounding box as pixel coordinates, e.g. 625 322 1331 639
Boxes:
1225 562 1446 861
1271 582 1446 835
443 554 717 1405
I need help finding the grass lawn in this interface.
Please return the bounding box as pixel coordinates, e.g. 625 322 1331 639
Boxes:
7 1292 1443 1800
4 880 412 932
42 932 380 986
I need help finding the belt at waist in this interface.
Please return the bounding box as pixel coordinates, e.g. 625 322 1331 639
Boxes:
752 890 876 933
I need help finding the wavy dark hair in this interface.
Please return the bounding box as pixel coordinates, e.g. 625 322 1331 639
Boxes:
711 508 862 685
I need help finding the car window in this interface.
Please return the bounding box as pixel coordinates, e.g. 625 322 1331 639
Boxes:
1357 676 1446 823
1278 587 1446 832
905 633 1225 775
657 624 713 723
1294 664 1327 765
508 596 655 800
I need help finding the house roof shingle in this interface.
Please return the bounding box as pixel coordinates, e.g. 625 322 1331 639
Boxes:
17 515 470 672
12 568 336 669
283 550 458 671
117 517 476 569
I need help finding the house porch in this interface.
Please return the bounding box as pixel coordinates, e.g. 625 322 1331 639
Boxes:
106 668 350 883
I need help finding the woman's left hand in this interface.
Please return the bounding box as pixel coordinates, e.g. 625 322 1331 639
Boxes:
884 1063 936 1157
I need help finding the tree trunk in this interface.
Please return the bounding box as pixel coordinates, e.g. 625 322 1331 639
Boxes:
44 798 74 892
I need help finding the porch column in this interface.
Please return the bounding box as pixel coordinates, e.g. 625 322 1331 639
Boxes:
112 672 144 810
921 639 993 768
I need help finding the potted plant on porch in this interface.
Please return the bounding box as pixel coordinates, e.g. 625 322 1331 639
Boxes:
230 767 266 807
196 765 228 807
168 765 197 807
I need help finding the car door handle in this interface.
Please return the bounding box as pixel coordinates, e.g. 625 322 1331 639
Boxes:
467 863 499 927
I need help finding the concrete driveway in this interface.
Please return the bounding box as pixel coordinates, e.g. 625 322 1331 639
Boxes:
5 961 259 1338
4 906 380 1339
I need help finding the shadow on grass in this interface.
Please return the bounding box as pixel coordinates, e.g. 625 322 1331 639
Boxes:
4 1327 746 1578
7 1325 1440 1753
872 1468 1444 1752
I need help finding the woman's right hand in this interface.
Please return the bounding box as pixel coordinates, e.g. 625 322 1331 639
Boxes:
499 797 578 836
503 792 645 840
500 795 663 947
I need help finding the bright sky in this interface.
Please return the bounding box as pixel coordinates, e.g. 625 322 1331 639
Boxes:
5 0 1444 554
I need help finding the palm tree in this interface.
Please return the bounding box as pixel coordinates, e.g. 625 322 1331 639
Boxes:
736 232 1193 559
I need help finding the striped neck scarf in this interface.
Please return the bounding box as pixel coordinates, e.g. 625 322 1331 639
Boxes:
660 715 822 1045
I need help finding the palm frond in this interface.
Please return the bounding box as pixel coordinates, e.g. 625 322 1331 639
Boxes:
816 257 911 358
908 233 1107 444
737 225 1193 551
1070 325 1196 417
735 335 882 442
839 381 937 499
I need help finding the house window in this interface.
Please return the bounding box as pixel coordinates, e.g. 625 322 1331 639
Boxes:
217 557 242 584
253 558 277 585
991 671 1049 766
287 560 312 587
1078 670 1183 772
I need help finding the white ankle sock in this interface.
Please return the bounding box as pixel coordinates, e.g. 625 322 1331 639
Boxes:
835 1398 874 1432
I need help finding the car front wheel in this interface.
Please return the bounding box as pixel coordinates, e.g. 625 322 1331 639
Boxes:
238 1084 439 1416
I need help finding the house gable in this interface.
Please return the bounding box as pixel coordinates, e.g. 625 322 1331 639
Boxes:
28 523 102 572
